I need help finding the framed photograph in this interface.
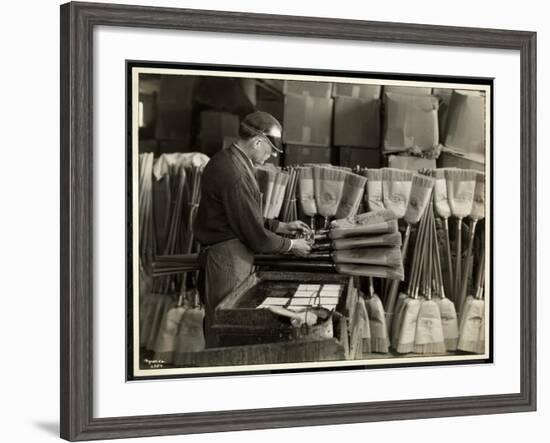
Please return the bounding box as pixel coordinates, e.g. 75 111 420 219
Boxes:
60 1 536 441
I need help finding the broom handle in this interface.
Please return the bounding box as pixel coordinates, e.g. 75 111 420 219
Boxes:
474 242 486 300
454 218 463 300
384 223 411 313
443 218 454 300
457 219 478 312
433 208 446 298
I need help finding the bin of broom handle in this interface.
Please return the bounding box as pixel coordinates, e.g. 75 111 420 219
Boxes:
432 169 454 300
445 169 477 300
385 174 435 333
457 172 485 313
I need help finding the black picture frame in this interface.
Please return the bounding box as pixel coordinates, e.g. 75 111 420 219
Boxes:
60 1 537 441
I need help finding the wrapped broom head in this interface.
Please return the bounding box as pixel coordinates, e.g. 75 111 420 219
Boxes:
335 173 367 219
413 299 446 354
470 171 486 221
298 166 317 217
336 263 405 281
404 174 435 225
436 297 459 351
381 168 414 219
349 296 372 357
314 167 348 218
365 169 385 211
445 168 477 218
333 246 403 267
332 232 402 250
431 169 452 219
356 209 398 225
457 298 484 353
329 219 398 239
395 298 421 354
364 291 390 354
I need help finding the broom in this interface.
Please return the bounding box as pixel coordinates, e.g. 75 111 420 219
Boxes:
298 167 318 229
431 201 459 351
385 174 435 333
445 169 477 300
365 169 385 211
336 263 404 280
459 240 485 331
458 254 485 354
432 168 454 300
335 172 368 220
332 232 402 250
456 172 485 314
256 166 276 218
333 246 402 267
365 277 390 353
330 209 398 230
381 168 413 219
349 294 372 358
413 202 446 355
270 171 290 220
329 219 398 239
314 166 348 229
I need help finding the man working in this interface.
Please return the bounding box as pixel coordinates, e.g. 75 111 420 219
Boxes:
194 111 312 347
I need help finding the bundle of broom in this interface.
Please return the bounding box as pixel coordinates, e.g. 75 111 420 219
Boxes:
313 165 349 229
385 173 435 335
457 240 485 354
331 209 404 280
297 166 318 229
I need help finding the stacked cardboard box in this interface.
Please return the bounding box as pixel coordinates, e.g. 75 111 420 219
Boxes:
444 90 486 156
282 94 333 147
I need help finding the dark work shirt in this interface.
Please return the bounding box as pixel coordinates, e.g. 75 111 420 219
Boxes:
194 145 291 254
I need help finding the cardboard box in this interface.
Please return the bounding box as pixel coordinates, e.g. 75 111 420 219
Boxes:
383 85 432 96
199 111 239 155
444 90 486 156
339 147 381 169
437 151 485 172
332 83 381 99
432 88 454 142
383 92 439 153
283 80 332 98
283 95 333 147
333 97 381 148
284 144 333 166
387 155 437 171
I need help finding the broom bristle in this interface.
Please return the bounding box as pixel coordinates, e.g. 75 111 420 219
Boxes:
383 168 414 182
385 247 404 268
366 169 383 181
444 168 478 182
414 299 446 355
435 297 459 351
431 169 446 179
356 209 398 225
319 167 347 182
299 167 313 180
395 298 421 354
365 294 390 354
411 173 435 189
345 172 368 188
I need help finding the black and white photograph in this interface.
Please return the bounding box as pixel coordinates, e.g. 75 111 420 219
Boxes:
130 64 491 378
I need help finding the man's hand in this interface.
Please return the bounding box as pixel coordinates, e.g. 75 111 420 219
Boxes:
277 220 311 235
290 238 312 257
